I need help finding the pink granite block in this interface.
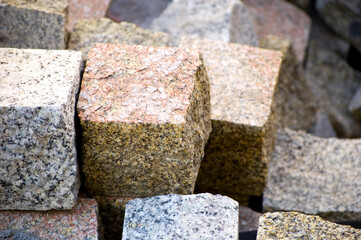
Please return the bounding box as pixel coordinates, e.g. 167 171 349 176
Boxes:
243 0 311 63
0 198 101 239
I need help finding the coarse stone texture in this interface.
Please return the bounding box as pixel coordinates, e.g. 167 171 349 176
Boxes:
259 35 317 131
310 109 337 138
77 43 211 197
239 206 262 232
0 48 82 210
0 198 101 239
96 196 133 240
67 0 111 32
243 0 311 63
106 0 171 28
180 36 281 197
68 18 169 57
122 193 239 240
0 0 68 49
0 229 40 240
317 0 361 49
349 85 361 121
306 41 361 138
257 212 361 239
150 0 258 47
180 35 282 197
264 128 361 221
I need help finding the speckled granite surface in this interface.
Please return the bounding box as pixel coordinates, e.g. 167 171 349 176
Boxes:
0 0 68 49
96 196 133 240
77 43 211 197
67 0 111 31
239 206 261 232
150 0 258 46
68 18 169 57
0 198 101 239
180 35 282 197
306 41 361 138
122 193 239 240
257 212 361 239
264 128 361 221
0 48 82 210
260 35 317 131
243 0 311 63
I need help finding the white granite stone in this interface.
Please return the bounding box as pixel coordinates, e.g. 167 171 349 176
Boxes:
122 193 239 240
150 0 258 47
0 48 83 210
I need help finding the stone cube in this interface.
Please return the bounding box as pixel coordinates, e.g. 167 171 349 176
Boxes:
77 43 211 197
0 198 101 239
264 128 361 221
180 36 282 197
150 0 258 47
0 0 68 49
68 18 169 57
122 193 239 240
0 48 82 210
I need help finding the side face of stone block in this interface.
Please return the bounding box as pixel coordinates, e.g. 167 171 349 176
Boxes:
257 212 361 239
0 1 68 49
180 36 282 197
77 43 211 197
0 48 82 210
264 128 361 221
122 193 239 240
68 18 169 57
0 199 101 239
150 0 258 46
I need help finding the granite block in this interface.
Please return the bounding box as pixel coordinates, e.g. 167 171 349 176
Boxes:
77 43 211 197
257 212 361 239
67 0 111 32
180 35 282 197
306 41 361 138
349 85 361 121
243 0 311 63
264 128 361 221
68 18 169 57
0 229 39 240
260 35 317 131
122 193 239 240
0 0 68 49
0 198 101 239
310 109 337 138
106 0 171 28
150 0 258 47
96 196 133 240
239 206 262 232
0 48 82 210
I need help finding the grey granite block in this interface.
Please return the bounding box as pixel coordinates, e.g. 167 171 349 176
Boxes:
0 0 68 49
257 212 361 239
349 85 361 121
0 48 82 210
180 35 282 197
68 18 169 57
122 193 239 240
310 109 337 138
264 128 361 221
150 0 258 47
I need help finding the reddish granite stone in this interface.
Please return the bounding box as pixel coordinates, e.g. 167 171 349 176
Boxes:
243 0 311 63
239 206 262 232
0 198 101 239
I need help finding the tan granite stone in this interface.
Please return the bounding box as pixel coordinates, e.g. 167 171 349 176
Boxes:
77 43 211 197
68 18 169 57
264 128 361 221
243 0 311 63
0 0 68 49
0 198 101 239
180 35 282 197
257 212 361 239
67 0 111 32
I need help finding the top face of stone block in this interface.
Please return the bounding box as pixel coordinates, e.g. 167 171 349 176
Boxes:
179 35 282 127
0 48 83 107
2 0 68 15
257 212 361 239
68 18 169 57
77 43 202 124
122 193 239 240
